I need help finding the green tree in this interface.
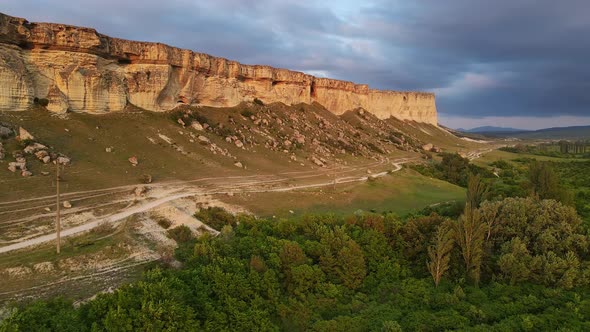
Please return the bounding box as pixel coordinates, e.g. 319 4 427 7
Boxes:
453 205 486 284
466 174 489 209
479 197 589 288
336 240 367 289
427 221 455 287
497 237 536 284
438 153 470 186
527 160 573 204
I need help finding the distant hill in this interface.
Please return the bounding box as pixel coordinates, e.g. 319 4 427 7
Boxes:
458 126 527 133
512 125 590 140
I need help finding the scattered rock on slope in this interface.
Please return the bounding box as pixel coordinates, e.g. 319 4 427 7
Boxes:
24 142 47 154
422 143 434 151
128 156 138 166
0 124 13 139
17 127 34 141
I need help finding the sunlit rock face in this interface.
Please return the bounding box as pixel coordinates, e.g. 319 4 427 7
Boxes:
0 13 438 125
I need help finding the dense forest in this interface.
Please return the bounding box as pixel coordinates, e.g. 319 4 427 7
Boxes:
500 141 590 158
2 153 590 331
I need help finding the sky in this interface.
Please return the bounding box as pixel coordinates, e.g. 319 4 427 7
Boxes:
3 0 590 130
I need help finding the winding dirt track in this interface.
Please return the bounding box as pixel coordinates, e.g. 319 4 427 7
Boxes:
0 157 415 254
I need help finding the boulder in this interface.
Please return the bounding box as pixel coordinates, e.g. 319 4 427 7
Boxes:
422 143 434 151
198 135 210 145
56 156 71 165
128 156 138 166
9 161 27 171
24 143 47 154
234 140 244 148
35 150 49 159
63 201 72 208
293 131 306 145
17 127 34 141
0 125 13 139
177 118 186 126
21 170 32 177
105 147 113 153
311 156 325 167
234 161 243 168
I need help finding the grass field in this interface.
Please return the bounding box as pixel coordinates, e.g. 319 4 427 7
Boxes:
222 168 466 217
471 149 587 167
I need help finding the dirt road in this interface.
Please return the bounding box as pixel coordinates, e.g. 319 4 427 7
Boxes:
0 157 414 254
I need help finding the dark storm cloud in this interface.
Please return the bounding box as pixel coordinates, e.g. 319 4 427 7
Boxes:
2 0 590 121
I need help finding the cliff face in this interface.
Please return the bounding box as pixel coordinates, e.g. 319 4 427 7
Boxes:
0 13 438 125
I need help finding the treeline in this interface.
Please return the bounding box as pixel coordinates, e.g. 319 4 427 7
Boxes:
500 141 590 158
412 153 576 207
2 191 590 330
411 153 491 187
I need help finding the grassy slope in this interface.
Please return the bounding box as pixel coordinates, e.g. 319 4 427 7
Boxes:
0 108 233 200
0 104 473 303
223 168 465 217
472 149 588 168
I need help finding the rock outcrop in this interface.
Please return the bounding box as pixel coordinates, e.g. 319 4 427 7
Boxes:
0 13 438 125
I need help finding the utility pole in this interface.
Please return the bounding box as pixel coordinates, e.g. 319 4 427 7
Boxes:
56 162 61 254
333 155 337 191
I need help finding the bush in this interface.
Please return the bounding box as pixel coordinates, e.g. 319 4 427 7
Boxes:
157 218 172 229
194 207 236 231
140 174 153 184
253 98 264 106
167 225 194 243
240 109 255 118
217 126 234 137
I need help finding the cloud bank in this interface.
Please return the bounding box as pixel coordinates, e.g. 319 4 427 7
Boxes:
3 0 590 129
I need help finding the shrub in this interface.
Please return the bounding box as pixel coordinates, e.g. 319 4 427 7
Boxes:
253 98 264 106
140 174 153 184
194 207 236 231
167 225 194 243
217 126 233 137
240 109 255 118
156 218 172 229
